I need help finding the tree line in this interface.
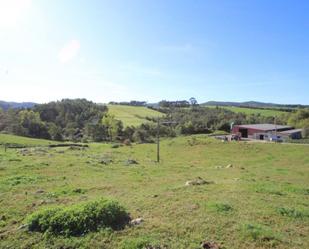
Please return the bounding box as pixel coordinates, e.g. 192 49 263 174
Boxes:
0 98 308 143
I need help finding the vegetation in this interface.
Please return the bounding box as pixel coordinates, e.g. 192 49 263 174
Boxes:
1 99 309 145
26 199 130 236
0 134 308 248
205 105 287 117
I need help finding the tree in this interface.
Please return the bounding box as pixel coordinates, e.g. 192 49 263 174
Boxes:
102 114 123 141
189 97 198 106
84 123 107 142
19 110 50 139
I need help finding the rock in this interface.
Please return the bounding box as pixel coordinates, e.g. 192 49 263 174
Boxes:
226 164 233 168
200 241 221 249
125 159 138 165
99 159 113 165
35 189 45 194
130 217 143 226
18 224 28 230
185 177 214 186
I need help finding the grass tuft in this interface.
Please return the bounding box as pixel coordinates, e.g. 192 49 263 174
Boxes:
277 207 308 219
240 223 280 244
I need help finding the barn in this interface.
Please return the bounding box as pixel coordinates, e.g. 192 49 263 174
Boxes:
278 129 303 140
231 124 295 140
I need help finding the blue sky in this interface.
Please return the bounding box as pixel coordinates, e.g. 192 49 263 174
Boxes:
0 0 308 104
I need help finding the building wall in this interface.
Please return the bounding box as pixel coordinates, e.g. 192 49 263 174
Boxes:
232 126 265 136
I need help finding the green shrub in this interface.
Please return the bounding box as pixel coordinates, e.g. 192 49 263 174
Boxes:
26 198 130 236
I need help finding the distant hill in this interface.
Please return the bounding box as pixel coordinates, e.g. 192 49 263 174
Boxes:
0 101 37 111
202 101 309 109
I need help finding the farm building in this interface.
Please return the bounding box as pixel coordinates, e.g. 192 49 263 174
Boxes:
232 124 302 141
278 129 303 140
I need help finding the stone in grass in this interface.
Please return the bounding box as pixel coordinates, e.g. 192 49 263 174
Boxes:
130 217 143 226
99 158 113 165
185 177 214 186
200 241 221 249
226 164 233 168
125 159 139 165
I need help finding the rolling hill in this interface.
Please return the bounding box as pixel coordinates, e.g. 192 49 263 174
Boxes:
204 105 287 117
0 100 37 110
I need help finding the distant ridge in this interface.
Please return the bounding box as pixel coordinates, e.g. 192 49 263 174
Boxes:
0 101 37 110
202 101 309 109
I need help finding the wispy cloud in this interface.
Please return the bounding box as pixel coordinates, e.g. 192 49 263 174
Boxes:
58 40 80 64
158 43 194 53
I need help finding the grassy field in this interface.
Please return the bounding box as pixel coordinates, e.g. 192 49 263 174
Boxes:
204 106 288 117
0 134 308 249
0 134 57 147
107 105 164 127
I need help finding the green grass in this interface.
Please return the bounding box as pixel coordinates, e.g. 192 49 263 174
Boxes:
0 135 308 248
205 105 288 117
107 105 164 126
0 133 57 147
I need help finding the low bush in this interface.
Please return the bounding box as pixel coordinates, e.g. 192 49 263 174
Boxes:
26 198 130 236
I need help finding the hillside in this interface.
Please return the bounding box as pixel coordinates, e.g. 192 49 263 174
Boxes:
204 105 287 117
0 101 37 110
203 100 309 109
0 134 57 146
107 104 164 127
0 134 308 248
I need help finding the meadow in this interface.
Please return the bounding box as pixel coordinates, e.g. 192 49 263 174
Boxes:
107 105 164 127
0 134 308 249
204 106 288 117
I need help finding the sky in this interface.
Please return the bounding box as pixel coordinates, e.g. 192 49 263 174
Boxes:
0 0 308 104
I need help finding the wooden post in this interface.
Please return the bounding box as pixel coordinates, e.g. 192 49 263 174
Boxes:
156 117 160 163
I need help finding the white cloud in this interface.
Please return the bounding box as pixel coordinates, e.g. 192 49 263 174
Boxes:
58 40 80 64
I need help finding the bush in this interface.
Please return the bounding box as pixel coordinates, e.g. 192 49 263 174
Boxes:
26 199 130 236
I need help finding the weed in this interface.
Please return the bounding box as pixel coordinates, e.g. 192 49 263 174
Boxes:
120 237 162 249
213 203 233 212
277 207 308 218
240 223 280 244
